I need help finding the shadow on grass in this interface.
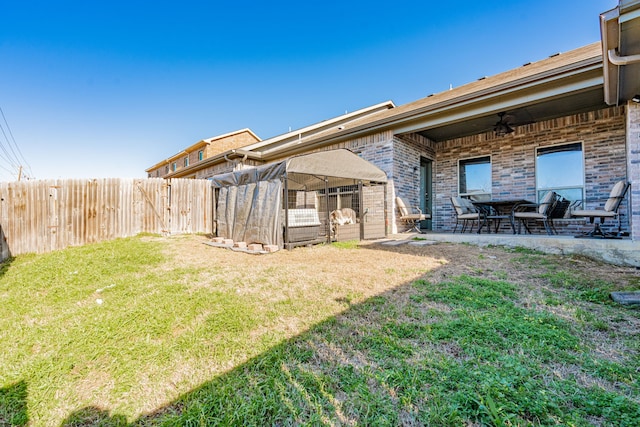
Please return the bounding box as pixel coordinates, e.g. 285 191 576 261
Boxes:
48 242 640 425
0 380 28 426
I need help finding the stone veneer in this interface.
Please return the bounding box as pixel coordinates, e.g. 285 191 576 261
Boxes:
627 101 640 240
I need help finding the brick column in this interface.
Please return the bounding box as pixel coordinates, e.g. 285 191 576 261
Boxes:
627 101 640 240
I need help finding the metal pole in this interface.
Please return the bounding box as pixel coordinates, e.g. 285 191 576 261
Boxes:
283 175 289 249
358 180 364 240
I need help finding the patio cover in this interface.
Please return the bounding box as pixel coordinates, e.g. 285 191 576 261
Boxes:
211 149 387 247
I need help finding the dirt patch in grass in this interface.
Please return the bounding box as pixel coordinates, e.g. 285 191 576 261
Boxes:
161 234 638 295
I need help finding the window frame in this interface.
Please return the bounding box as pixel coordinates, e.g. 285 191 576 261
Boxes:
198 150 204 161
458 155 492 200
535 142 585 203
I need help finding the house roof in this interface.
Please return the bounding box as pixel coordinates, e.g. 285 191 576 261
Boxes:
145 128 260 172
159 38 614 176
163 102 395 178
258 43 606 157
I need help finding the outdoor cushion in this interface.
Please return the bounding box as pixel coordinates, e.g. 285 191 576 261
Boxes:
538 191 555 214
604 180 627 212
457 213 481 220
570 209 616 218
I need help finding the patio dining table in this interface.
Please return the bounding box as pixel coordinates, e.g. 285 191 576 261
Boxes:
472 199 534 233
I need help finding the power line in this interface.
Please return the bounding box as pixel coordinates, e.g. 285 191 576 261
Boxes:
0 106 33 180
0 107 32 176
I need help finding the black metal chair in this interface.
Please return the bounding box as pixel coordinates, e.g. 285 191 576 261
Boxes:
451 196 486 233
571 180 630 238
512 191 558 235
396 197 430 233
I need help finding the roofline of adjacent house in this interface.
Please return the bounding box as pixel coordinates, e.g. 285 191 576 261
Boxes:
163 148 263 178
145 128 261 172
239 101 396 152
162 103 396 178
145 150 189 173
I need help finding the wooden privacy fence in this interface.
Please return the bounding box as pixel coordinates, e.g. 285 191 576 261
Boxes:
0 178 213 261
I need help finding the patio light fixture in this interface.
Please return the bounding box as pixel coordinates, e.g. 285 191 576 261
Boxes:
632 94 640 103
494 112 514 137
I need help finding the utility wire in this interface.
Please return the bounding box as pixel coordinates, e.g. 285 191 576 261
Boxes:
0 107 32 177
0 123 21 174
0 106 33 180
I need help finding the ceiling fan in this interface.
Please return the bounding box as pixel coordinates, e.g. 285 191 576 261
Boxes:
494 112 515 136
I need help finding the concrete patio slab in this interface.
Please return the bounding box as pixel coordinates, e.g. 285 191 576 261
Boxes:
378 232 640 268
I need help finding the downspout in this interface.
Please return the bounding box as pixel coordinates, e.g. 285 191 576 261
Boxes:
223 150 249 170
608 49 640 65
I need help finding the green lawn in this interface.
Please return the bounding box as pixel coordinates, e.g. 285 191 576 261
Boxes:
0 236 638 426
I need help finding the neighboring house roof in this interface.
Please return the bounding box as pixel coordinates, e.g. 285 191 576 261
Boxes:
145 128 260 173
162 101 396 178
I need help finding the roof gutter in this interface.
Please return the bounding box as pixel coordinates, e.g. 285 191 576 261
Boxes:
600 1 640 104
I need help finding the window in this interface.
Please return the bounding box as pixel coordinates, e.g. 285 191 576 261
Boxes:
459 156 491 199
536 142 584 203
171 162 177 172
165 166 169 174
184 157 189 167
198 150 204 161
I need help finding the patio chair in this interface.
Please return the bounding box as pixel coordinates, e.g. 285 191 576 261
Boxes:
512 191 558 235
571 180 630 238
451 196 486 233
396 196 430 233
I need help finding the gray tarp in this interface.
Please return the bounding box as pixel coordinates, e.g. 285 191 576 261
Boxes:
211 149 387 247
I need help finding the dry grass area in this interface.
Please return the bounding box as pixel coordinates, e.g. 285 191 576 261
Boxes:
167 234 637 300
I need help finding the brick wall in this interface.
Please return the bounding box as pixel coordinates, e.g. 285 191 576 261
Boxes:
205 132 260 158
196 159 262 179
391 134 436 232
148 131 260 178
433 106 628 234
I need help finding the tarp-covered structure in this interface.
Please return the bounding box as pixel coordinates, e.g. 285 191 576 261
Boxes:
211 149 388 249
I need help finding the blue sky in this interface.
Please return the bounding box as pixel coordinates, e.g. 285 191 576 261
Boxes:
0 0 618 181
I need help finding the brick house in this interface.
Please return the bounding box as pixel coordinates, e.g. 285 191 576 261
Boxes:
145 128 261 178
149 1 640 241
